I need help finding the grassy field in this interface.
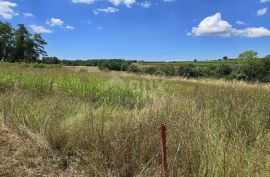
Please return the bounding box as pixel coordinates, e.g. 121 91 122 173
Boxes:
136 60 240 68
0 63 270 177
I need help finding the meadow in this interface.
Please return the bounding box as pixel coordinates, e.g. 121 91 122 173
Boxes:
0 62 270 177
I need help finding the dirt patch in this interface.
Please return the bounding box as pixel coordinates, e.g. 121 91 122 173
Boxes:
0 123 85 177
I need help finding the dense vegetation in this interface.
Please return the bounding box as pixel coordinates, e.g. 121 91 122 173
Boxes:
0 63 269 176
0 22 47 62
94 50 270 83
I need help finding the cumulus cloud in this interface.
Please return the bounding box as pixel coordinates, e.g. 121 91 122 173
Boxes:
238 27 270 38
257 8 268 16
188 13 270 38
47 18 64 27
23 12 35 18
0 0 17 19
189 13 235 37
93 7 119 14
31 25 52 34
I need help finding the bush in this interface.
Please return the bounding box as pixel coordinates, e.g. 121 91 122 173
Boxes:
42 57 60 64
241 58 264 81
160 65 175 76
143 67 157 75
217 64 233 76
97 60 132 71
177 64 202 78
127 65 141 73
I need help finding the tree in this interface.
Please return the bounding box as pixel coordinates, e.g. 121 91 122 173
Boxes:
0 23 48 62
42 56 60 64
24 34 36 62
223 56 228 60
0 22 14 62
238 50 258 60
33 34 47 58
14 24 29 62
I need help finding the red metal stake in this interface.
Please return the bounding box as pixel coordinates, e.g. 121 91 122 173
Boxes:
160 124 168 177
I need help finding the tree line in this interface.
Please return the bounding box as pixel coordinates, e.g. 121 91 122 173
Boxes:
0 22 47 62
94 50 270 83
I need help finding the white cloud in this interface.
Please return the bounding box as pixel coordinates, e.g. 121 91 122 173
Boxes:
72 0 136 7
94 7 119 14
257 8 268 16
189 13 270 38
140 1 151 8
0 0 17 19
72 0 95 4
189 13 235 37
163 0 175 2
236 21 245 25
66 25 75 30
260 0 270 3
238 27 270 38
109 0 136 7
47 18 64 27
31 25 52 34
23 12 35 18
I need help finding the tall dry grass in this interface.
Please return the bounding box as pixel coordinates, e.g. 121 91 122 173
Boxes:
0 63 269 176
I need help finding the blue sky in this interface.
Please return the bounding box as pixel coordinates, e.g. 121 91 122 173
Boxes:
0 0 270 61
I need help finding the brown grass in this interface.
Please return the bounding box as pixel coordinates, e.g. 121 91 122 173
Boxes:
0 64 270 176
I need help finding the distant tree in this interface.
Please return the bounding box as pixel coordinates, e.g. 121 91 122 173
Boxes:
194 59 197 62
264 55 270 59
238 50 258 60
42 56 60 64
14 24 29 62
223 56 228 60
0 22 14 62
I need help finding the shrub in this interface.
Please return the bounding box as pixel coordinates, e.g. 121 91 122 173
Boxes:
127 64 141 73
177 64 202 78
143 67 157 75
160 65 175 76
217 64 233 76
241 58 264 82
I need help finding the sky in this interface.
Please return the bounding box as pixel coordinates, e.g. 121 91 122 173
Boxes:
0 0 270 61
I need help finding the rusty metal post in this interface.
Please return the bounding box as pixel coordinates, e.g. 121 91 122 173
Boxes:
160 124 168 177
